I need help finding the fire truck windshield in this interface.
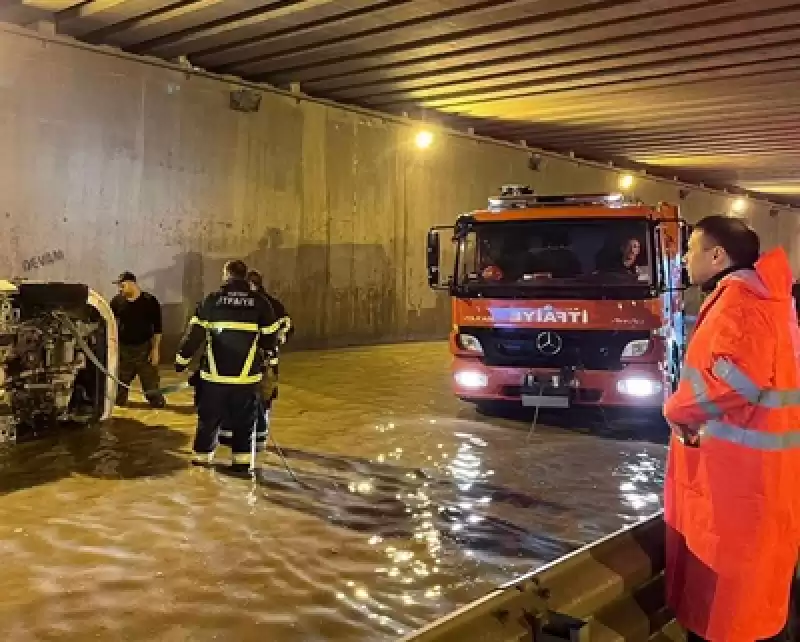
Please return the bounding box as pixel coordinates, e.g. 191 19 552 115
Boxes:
457 218 653 297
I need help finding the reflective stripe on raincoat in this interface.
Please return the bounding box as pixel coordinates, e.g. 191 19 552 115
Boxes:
663 247 800 641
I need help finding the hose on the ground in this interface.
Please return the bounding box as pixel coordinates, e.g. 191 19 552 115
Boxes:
53 312 189 398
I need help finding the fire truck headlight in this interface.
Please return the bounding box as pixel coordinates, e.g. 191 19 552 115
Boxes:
617 377 662 397
457 334 484 354
621 339 651 358
454 370 489 389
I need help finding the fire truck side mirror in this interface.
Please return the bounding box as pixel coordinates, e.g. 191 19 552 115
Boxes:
679 221 693 256
427 229 442 288
678 220 692 290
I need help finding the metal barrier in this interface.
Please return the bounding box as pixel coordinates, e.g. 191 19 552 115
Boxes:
403 511 684 642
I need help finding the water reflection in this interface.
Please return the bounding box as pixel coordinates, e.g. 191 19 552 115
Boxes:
232 421 580 638
0 344 667 641
615 450 665 519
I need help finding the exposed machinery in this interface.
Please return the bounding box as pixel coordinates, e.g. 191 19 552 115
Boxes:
426 187 690 412
0 280 117 443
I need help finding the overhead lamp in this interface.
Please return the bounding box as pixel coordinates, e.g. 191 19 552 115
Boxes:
415 130 434 149
732 197 748 213
619 174 634 190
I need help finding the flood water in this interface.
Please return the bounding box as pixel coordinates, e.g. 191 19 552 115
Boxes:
0 342 667 641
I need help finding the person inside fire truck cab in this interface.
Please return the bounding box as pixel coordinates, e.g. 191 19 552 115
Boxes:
174 260 281 473
663 215 800 642
621 237 641 274
524 228 582 278
593 235 645 281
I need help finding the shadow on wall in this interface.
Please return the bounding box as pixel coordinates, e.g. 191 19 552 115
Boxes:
139 227 449 359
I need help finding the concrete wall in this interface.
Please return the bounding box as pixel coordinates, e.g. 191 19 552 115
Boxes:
1 24 797 355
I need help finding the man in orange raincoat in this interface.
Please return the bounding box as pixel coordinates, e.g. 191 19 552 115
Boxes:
664 215 800 642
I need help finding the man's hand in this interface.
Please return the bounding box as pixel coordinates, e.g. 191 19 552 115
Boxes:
668 420 701 447
149 347 160 366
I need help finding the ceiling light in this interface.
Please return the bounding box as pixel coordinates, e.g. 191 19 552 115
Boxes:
415 130 434 149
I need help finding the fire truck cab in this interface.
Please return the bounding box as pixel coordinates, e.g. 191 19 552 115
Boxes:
426 187 691 412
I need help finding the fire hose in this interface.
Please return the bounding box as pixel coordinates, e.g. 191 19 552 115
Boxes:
53 312 189 398
54 312 298 480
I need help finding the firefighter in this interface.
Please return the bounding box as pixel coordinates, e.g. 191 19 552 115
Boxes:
174 260 280 473
663 215 800 642
238 269 292 453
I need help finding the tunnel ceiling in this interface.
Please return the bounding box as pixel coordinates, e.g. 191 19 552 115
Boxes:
4 0 800 205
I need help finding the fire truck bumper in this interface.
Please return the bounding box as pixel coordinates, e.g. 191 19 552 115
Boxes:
451 358 666 408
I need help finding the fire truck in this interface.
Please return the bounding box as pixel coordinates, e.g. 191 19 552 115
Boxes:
426 187 690 412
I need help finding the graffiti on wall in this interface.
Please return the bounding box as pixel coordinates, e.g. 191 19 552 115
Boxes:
22 249 65 273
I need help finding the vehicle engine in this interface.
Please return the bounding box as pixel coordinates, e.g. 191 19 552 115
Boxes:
0 280 116 443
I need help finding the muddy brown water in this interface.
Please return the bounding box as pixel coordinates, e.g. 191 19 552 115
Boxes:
0 342 666 641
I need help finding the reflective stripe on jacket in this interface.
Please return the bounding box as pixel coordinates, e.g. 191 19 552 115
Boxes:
175 279 280 384
663 247 800 641
258 287 292 346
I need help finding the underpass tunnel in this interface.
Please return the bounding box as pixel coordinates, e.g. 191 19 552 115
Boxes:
0 1 798 639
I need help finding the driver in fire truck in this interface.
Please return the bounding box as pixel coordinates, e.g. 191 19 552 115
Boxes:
479 228 643 283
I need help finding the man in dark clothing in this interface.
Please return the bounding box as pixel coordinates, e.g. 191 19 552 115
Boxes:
216 269 293 455
247 269 293 351
110 271 166 408
175 260 280 473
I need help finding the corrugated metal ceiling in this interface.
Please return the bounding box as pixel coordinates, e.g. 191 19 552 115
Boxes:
3 0 799 205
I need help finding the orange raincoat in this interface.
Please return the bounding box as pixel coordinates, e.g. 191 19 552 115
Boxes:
664 247 800 641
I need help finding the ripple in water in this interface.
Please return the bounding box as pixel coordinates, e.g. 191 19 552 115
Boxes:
0 397 665 641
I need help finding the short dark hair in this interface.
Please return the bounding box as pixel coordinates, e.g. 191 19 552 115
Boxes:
247 269 263 289
224 260 248 280
694 215 760 267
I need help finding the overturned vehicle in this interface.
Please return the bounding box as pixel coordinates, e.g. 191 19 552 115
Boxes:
0 280 117 443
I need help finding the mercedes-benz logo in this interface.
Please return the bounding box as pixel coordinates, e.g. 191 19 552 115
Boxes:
535 331 563 356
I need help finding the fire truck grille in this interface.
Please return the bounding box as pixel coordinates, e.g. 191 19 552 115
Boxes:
464 327 652 371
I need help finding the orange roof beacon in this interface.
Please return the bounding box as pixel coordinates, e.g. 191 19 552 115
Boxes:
426 186 691 415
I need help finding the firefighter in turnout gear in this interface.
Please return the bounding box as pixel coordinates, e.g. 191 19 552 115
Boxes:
232 269 292 454
174 260 281 472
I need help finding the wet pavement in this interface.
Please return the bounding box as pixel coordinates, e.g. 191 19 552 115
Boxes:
0 342 667 641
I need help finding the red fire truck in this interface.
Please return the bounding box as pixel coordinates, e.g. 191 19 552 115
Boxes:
426 187 690 412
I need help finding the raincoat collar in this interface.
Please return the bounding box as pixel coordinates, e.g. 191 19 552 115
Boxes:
701 264 748 293
719 248 793 301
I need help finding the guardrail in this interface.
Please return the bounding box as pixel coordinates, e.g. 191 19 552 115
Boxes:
402 511 684 642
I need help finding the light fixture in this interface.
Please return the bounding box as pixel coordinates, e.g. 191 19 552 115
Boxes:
732 197 748 213
457 334 483 354
415 130 434 149
454 370 488 389
619 174 634 190
617 377 662 397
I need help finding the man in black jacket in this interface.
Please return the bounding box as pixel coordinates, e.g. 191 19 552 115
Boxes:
242 269 292 454
174 260 280 472
110 271 166 408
